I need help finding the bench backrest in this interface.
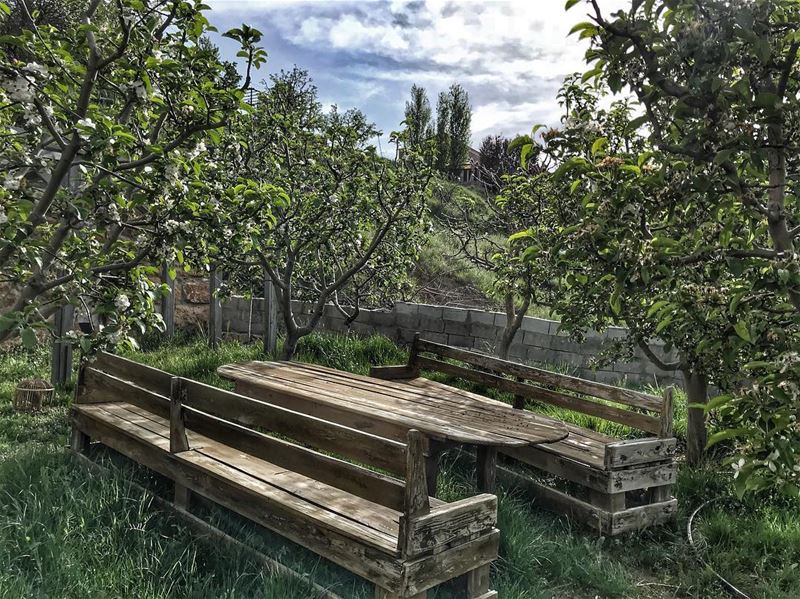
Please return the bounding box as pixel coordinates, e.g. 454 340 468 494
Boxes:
78 353 407 505
405 336 674 438
76 352 498 559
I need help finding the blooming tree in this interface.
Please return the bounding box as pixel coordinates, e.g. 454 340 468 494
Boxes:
0 0 264 351
211 68 432 360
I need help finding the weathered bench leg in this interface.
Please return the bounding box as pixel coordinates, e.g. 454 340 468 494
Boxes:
589 490 625 512
425 440 446 498
373 586 426 598
70 426 90 453
476 446 497 493
467 564 495 598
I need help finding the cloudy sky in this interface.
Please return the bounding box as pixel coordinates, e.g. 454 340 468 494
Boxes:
206 0 628 151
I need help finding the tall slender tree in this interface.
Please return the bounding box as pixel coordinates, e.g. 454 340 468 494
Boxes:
434 90 450 173
404 84 432 150
447 84 472 178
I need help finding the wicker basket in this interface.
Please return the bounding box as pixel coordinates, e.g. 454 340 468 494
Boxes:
13 379 55 412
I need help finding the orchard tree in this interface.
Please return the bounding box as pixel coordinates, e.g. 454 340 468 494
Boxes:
538 0 800 490
509 76 728 465
0 0 265 351
215 69 432 360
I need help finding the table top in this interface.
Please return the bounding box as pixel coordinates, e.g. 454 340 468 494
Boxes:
217 360 568 448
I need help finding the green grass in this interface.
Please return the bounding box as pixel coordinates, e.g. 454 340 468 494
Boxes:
1 331 798 598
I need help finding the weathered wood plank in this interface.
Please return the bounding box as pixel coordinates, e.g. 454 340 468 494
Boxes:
402 531 499 596
604 437 677 469
287 361 566 445
476 446 497 494
404 495 496 557
222 362 527 446
73 408 406 586
415 356 662 435
91 352 172 396
608 499 678 535
369 365 420 380
414 339 663 411
659 387 674 438
182 378 408 477
183 404 409 511
466 564 492 599
170 377 190 454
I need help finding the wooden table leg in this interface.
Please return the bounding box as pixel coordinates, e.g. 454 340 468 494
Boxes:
476 446 497 493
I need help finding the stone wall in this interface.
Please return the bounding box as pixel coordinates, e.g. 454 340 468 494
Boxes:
221 297 682 388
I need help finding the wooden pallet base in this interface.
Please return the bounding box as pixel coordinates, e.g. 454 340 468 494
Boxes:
497 463 677 536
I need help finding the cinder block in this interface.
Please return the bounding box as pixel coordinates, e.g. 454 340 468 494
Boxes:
553 350 584 368
396 313 420 330
418 305 444 319
442 307 469 323
395 302 419 315
494 313 507 328
418 316 445 333
420 331 448 345
443 321 470 337
525 346 553 363
521 317 551 334
472 323 499 341
606 326 628 339
522 330 551 348
469 310 496 326
447 334 474 348
549 335 579 352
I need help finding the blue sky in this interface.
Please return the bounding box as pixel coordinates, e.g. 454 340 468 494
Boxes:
206 0 627 151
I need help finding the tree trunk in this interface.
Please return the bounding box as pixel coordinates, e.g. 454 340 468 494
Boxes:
682 369 708 466
498 292 526 360
282 330 300 361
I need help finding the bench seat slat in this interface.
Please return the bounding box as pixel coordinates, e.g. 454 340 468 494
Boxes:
74 402 401 553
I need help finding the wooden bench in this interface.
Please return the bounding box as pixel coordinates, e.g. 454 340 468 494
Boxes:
70 352 500 598
370 336 678 536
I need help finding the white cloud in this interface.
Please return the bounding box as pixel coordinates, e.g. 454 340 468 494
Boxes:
206 0 630 145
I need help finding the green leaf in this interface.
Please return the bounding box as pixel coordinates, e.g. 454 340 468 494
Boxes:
591 137 607 157
734 320 752 343
609 288 621 315
706 428 748 448
0 315 15 333
565 0 581 9
21 328 37 350
0 3 10 16
704 394 732 411
568 22 595 36
509 230 533 242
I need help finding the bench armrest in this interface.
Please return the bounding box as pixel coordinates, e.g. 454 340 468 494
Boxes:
604 437 677 469
400 494 497 557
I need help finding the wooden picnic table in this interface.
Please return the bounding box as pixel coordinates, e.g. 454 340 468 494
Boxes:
217 360 568 495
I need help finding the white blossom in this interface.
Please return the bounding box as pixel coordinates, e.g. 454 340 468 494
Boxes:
114 294 131 311
3 175 21 191
1 75 35 103
0 206 7 224
77 118 96 129
22 62 48 78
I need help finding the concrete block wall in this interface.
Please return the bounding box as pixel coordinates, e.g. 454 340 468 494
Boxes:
221 298 682 388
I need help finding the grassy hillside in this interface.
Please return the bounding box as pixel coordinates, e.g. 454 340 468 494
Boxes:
0 332 798 598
